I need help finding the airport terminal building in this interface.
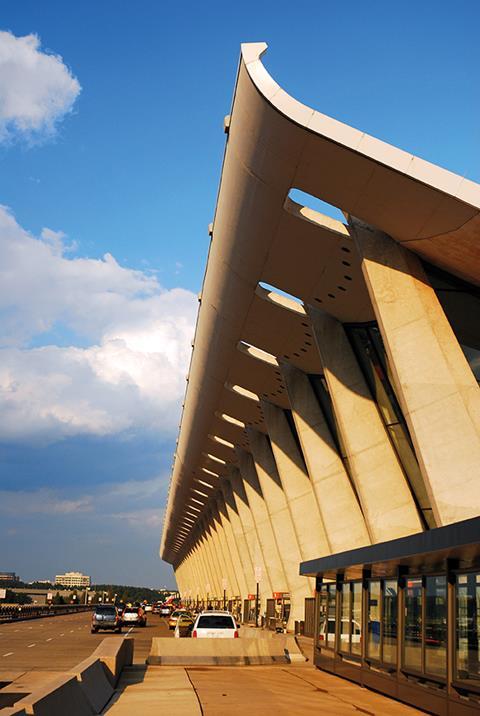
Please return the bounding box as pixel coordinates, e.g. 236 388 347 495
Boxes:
161 43 480 713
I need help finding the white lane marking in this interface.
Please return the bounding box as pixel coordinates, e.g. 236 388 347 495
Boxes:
59 633 64 637
46 638 52 642
69 630 74 633
3 652 13 657
126 627 134 635
27 643 36 648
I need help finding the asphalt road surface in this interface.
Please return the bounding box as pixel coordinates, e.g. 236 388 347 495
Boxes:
0 611 173 673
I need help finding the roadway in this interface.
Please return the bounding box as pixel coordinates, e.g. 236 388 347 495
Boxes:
0 611 172 673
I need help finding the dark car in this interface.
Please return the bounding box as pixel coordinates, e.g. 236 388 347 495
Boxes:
91 604 122 633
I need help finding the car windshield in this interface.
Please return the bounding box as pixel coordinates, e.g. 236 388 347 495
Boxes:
95 606 116 615
124 608 138 614
197 615 235 629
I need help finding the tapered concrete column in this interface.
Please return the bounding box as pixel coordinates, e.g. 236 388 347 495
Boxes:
247 429 312 625
194 538 211 599
220 476 256 594
229 464 274 602
308 307 423 542
175 565 185 596
352 220 480 525
199 522 222 597
281 363 371 553
182 558 192 599
205 509 232 599
216 491 248 599
261 400 330 559
188 547 203 599
210 501 240 598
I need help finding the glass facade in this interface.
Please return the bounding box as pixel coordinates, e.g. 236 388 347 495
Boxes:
425 576 447 677
424 262 480 386
312 524 480 712
404 577 422 671
347 324 435 529
340 582 351 650
351 582 362 656
367 580 381 660
456 572 480 683
383 580 397 664
317 583 336 649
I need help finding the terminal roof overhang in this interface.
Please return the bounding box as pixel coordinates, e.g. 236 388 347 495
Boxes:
299 516 480 581
160 42 480 566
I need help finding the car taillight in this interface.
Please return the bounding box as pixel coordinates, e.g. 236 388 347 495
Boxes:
192 630 197 638
234 630 239 638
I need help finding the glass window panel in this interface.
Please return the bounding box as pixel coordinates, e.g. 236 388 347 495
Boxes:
317 587 328 648
367 581 381 660
425 576 447 677
456 573 480 682
382 580 398 664
351 582 362 656
387 425 435 529
404 578 422 671
340 583 351 652
327 585 336 648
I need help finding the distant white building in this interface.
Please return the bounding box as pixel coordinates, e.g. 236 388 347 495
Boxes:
54 571 90 588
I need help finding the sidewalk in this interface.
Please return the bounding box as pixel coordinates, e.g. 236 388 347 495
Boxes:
104 662 421 715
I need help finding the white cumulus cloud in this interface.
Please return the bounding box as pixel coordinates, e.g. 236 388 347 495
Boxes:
0 30 80 143
0 206 197 442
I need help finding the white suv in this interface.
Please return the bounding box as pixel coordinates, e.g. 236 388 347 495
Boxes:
191 610 239 638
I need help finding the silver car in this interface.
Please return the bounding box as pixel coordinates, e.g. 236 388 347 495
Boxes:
91 604 122 633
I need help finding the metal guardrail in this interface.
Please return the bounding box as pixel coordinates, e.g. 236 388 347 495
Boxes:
0 604 93 623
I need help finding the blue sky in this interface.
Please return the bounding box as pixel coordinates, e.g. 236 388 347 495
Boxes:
0 0 478 587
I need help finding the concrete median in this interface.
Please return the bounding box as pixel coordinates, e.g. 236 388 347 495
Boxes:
0 637 134 715
0 708 27 715
91 636 134 686
147 635 306 666
14 674 93 715
67 656 113 713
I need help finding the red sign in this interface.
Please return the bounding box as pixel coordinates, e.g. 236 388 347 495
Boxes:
272 592 288 599
247 594 256 600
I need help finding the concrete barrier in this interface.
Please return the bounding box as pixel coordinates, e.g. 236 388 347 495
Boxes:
91 636 134 686
0 708 27 715
14 674 94 715
67 656 113 713
0 637 133 714
147 635 306 666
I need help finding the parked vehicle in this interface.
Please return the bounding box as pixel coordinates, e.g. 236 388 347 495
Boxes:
122 606 147 627
191 611 239 638
91 604 122 633
174 613 195 638
168 609 191 630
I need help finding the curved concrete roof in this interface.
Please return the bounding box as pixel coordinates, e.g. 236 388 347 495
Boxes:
161 42 480 565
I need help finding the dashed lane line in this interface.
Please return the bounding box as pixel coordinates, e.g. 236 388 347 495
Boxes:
27 643 36 648
3 652 13 657
46 638 53 642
